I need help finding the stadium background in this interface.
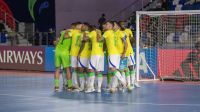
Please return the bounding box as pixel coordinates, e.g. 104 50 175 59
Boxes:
0 0 200 79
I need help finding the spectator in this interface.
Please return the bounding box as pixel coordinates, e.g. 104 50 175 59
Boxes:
48 28 55 45
34 29 41 46
0 20 7 43
42 32 48 45
0 20 5 32
161 0 168 11
98 13 106 31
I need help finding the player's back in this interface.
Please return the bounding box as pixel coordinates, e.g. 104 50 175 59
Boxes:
56 31 72 53
125 28 134 56
103 30 119 55
90 30 104 56
70 29 83 56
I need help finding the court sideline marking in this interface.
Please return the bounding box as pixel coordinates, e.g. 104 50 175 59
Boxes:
0 93 200 107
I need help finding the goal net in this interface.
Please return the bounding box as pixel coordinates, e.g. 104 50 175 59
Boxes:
136 10 200 81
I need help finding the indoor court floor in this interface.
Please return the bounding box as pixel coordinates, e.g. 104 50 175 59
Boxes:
0 70 200 112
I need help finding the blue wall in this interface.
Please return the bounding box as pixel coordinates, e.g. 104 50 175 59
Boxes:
45 47 55 71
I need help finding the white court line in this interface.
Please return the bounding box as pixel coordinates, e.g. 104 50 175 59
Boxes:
0 93 200 107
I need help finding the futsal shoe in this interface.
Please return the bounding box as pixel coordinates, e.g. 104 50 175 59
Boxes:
54 87 59 92
96 88 101 93
134 83 141 88
67 87 73 92
110 88 117 93
78 87 85 92
85 87 95 93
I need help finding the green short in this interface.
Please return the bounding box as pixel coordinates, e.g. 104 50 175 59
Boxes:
55 49 70 68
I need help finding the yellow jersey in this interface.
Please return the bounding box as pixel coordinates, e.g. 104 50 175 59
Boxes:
89 30 104 56
125 29 134 56
80 31 91 58
70 29 83 56
115 29 126 54
103 30 119 55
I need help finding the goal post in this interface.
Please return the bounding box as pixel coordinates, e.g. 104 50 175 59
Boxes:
136 10 200 81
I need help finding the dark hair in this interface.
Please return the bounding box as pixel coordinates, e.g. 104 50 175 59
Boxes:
83 22 90 27
74 22 82 25
71 22 76 26
102 13 105 17
88 24 95 31
107 21 114 27
118 22 125 31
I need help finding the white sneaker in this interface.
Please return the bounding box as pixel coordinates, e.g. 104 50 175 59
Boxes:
85 88 95 93
134 83 141 88
110 88 117 93
54 87 59 92
96 88 101 93
79 87 85 92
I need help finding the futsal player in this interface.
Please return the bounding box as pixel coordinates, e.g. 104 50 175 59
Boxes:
113 21 134 91
70 22 83 89
103 21 126 93
119 21 140 88
77 23 91 91
61 23 76 89
54 30 72 92
86 25 104 93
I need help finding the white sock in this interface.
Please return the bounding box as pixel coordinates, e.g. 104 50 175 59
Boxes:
130 70 136 85
79 73 85 90
111 76 118 89
89 75 95 89
72 71 78 87
97 76 103 89
126 75 131 86
121 72 126 85
114 71 126 85
84 73 88 89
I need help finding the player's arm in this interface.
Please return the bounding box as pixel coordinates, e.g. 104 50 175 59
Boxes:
64 30 72 39
129 31 134 44
77 41 85 61
82 32 90 41
122 35 128 58
96 30 104 42
53 37 59 46
97 36 104 42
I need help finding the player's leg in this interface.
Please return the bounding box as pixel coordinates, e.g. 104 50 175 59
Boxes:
124 68 133 91
83 58 91 92
71 56 79 89
61 66 67 89
65 67 72 90
126 55 134 90
62 53 73 90
78 58 87 91
96 55 104 93
105 54 112 89
118 57 129 91
54 51 61 92
128 54 140 88
108 55 126 93
86 56 96 93
85 70 95 93
54 67 61 92
107 71 112 88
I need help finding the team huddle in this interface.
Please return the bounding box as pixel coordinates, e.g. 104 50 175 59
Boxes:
54 21 140 93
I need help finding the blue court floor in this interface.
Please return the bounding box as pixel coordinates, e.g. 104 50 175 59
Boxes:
0 70 200 112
